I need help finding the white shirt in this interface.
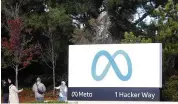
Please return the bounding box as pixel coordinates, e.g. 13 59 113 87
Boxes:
9 84 20 104
56 85 68 98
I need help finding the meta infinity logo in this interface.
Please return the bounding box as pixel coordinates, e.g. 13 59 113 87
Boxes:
91 50 132 81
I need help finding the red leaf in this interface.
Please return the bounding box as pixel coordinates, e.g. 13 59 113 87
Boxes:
27 57 32 61
3 18 40 69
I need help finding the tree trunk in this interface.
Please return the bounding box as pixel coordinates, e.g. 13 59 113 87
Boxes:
52 62 55 96
51 32 56 96
15 65 19 89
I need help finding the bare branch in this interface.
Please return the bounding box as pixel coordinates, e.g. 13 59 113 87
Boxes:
172 57 175 68
1 21 9 31
42 54 53 69
54 54 58 67
42 32 50 38
37 41 53 69
11 63 16 70
43 44 53 62
133 1 156 25
133 12 149 25
19 67 25 71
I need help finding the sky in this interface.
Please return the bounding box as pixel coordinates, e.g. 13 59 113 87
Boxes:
133 7 154 25
133 1 156 25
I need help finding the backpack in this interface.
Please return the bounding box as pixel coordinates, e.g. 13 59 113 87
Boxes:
36 83 44 94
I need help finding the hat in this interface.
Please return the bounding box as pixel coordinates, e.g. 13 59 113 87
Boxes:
37 77 41 81
61 81 66 85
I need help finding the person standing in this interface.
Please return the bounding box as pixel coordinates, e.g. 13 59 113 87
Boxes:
2 79 9 103
55 81 68 102
8 78 23 104
32 77 46 102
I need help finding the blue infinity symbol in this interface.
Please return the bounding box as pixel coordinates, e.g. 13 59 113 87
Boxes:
91 50 132 81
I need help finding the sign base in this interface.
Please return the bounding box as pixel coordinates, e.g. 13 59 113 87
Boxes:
68 87 160 101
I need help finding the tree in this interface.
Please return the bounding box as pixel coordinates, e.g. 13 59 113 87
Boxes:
162 75 178 101
121 0 178 100
71 0 114 44
1 1 41 89
121 32 152 43
69 0 166 43
153 0 178 100
25 2 71 95
1 17 40 89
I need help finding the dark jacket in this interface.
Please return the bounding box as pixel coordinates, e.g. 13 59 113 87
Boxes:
2 83 9 94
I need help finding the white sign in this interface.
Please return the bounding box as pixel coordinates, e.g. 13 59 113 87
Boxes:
68 43 162 88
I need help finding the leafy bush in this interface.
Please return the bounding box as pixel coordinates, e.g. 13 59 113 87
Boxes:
162 75 178 101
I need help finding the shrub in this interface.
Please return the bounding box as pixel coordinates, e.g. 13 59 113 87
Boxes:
162 75 178 101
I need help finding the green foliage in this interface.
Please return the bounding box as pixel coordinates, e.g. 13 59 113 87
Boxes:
25 13 46 29
25 5 70 29
1 47 13 66
162 75 178 101
25 3 71 62
154 0 178 74
122 0 178 101
121 32 152 43
108 0 122 9
1 50 13 69
2 0 178 101
71 28 91 44
64 0 95 14
48 6 71 27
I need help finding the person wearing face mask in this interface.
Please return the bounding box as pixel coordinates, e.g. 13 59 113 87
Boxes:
55 81 68 102
1 79 9 103
32 77 46 102
8 78 23 104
